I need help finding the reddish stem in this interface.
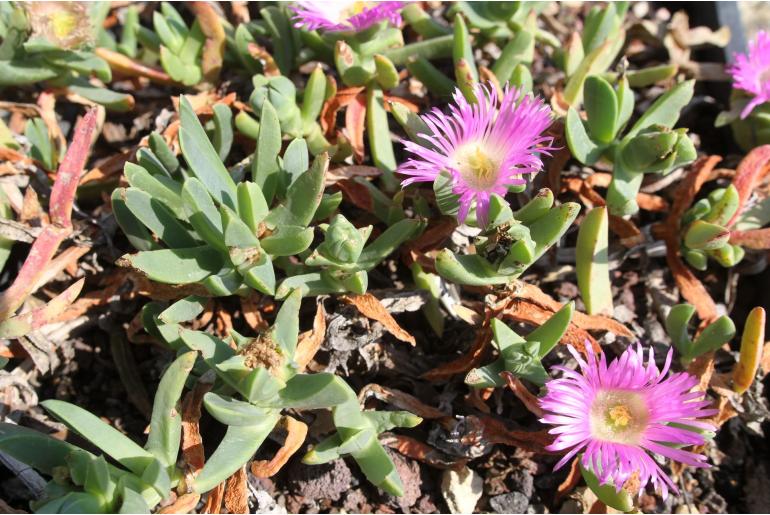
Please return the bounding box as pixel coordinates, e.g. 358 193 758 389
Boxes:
0 108 98 319
49 108 98 228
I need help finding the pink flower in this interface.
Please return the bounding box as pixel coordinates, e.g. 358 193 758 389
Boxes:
729 30 770 119
290 1 403 33
397 84 554 227
539 345 716 498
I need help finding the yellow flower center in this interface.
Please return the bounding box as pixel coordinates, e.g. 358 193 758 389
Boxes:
349 1 367 15
454 143 501 190
590 390 649 444
335 1 371 22
51 11 78 40
608 405 632 427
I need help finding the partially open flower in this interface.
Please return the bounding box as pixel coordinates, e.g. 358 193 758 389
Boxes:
398 84 554 226
728 30 770 119
290 1 403 33
24 2 92 49
539 345 716 498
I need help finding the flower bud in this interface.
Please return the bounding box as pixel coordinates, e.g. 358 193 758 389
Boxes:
621 126 696 174
317 215 370 264
249 75 302 136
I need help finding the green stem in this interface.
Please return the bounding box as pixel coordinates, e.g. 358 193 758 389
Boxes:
383 35 453 66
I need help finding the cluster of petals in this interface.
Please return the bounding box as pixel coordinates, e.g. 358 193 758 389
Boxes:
539 345 716 498
728 30 770 118
398 83 554 226
290 1 403 33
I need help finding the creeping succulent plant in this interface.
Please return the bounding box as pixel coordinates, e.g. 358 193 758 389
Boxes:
143 289 421 497
434 189 580 286
566 76 697 216
115 96 328 297
665 303 736 365
0 351 196 513
466 302 574 389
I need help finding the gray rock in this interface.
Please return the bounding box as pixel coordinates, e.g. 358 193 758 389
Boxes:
490 491 529 514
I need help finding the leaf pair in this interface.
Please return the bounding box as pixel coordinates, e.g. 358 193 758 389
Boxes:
435 189 580 285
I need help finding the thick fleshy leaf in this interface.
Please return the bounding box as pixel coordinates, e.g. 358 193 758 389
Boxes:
123 188 198 248
253 101 283 204
565 107 603 166
182 178 226 252
202 392 268 426
191 417 280 494
529 301 575 357
179 96 237 208
576 206 613 316
265 153 328 228
120 247 223 284
627 80 694 137
41 400 155 476
145 351 196 468
583 75 618 144
665 304 696 357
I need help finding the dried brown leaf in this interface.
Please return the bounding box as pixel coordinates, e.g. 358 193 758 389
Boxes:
728 145 770 226
321 87 365 137
555 458 582 503
247 43 280 77
729 228 770 249
345 93 367 164
295 299 326 371
422 325 491 381
251 416 308 478
223 467 249 514
474 415 552 453
335 178 373 212
158 493 200 514
202 482 224 514
381 434 464 470
190 2 226 84
95 47 176 85
342 293 416 345
359 384 447 419
500 372 543 417
181 382 211 477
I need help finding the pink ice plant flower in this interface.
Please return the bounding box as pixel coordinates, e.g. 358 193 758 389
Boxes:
539 345 717 498
290 1 403 33
397 83 554 227
729 30 770 119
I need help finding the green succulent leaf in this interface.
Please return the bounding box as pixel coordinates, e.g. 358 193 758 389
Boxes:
583 75 618 144
580 461 635 513
266 153 328 228
192 417 280 494
253 101 283 204
565 107 604 165
528 301 575 358
202 392 269 426
576 206 613 316
683 220 731 251
666 303 696 359
41 400 155 476
145 351 196 468
627 80 694 137
179 96 237 208
121 247 223 284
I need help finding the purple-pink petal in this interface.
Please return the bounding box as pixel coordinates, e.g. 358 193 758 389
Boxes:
539 344 715 497
397 83 555 225
728 30 770 119
290 1 403 33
